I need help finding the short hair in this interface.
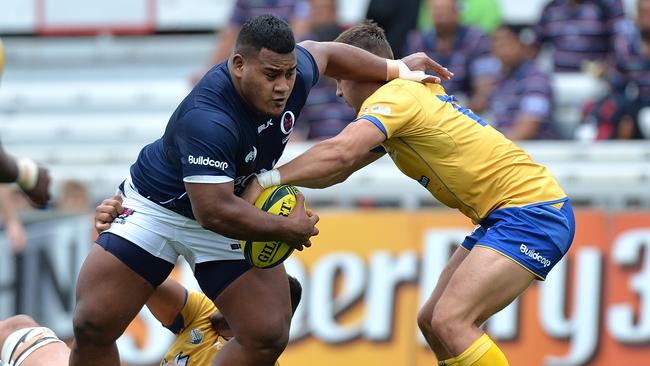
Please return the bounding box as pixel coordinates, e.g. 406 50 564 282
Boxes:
235 15 295 56
287 275 302 314
334 20 394 59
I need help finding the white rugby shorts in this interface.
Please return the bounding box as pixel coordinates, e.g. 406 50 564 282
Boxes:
104 177 245 267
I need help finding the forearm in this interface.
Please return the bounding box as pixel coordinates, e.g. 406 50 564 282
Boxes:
0 148 18 183
0 185 19 223
277 140 353 188
301 41 390 82
195 195 292 241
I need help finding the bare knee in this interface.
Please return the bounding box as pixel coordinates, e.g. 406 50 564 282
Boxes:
416 307 434 336
72 305 119 347
430 304 467 342
235 316 290 357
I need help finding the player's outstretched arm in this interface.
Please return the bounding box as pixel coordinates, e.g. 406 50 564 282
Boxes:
0 146 50 208
253 119 385 193
298 40 452 84
146 278 188 328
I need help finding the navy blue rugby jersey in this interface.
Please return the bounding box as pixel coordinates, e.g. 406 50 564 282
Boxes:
129 45 320 219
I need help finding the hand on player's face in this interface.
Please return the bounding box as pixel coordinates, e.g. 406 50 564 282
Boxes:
94 194 124 233
24 166 50 209
240 177 264 204
285 193 319 251
401 52 454 83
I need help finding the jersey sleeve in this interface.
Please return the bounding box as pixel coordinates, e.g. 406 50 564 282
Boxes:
295 44 320 93
176 108 239 184
355 83 424 139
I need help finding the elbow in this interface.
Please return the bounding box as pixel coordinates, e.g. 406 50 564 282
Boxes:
331 144 357 171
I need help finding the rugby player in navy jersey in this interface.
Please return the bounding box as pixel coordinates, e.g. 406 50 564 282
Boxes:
70 15 452 366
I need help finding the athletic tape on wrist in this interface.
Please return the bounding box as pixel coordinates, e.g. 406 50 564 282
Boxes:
256 169 281 189
16 158 38 192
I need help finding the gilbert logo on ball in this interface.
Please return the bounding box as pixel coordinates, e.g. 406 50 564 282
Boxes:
241 185 303 268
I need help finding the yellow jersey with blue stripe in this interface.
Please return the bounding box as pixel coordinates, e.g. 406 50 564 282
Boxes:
162 290 224 366
161 290 281 366
357 79 566 224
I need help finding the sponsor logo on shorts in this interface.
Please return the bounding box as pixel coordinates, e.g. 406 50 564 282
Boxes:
520 244 552 268
230 243 241 250
188 155 229 170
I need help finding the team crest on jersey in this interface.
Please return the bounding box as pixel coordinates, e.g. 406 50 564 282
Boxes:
189 328 204 345
113 207 135 224
280 111 295 134
245 146 257 163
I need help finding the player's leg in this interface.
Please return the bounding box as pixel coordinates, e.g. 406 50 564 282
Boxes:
417 246 469 360
70 239 173 366
0 315 69 366
431 246 534 365
429 202 575 366
196 261 291 366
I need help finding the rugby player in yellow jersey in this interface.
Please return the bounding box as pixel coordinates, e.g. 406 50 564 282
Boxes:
248 21 575 366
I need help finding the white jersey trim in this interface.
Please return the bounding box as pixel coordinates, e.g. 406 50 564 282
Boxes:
183 175 234 184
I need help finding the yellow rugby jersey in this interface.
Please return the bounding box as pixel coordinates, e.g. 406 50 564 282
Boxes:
357 79 566 224
161 291 281 366
162 290 223 366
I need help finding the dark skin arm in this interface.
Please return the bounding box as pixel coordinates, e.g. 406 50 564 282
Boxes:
186 181 318 250
298 40 453 83
0 146 50 208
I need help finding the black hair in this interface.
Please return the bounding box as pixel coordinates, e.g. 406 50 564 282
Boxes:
287 275 303 314
235 15 296 56
334 19 394 59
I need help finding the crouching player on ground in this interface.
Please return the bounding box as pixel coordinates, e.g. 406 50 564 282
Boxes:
247 21 575 366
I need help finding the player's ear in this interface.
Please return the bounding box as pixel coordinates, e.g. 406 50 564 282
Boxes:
231 53 245 78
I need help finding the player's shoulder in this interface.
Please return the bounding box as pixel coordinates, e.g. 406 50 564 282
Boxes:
181 290 218 321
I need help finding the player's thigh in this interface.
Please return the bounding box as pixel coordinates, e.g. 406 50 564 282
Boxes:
419 247 469 323
212 265 291 344
435 246 535 325
73 243 160 340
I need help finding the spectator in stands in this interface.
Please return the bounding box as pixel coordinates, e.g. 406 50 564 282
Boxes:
490 25 555 140
294 0 356 141
406 0 499 112
366 0 421 59
418 0 502 34
56 180 91 213
0 186 27 254
579 0 650 140
534 0 626 73
192 0 310 83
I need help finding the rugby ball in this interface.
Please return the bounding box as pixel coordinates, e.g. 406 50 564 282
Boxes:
241 185 302 268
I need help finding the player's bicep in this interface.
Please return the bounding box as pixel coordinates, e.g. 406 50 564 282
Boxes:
185 180 239 227
333 118 386 160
